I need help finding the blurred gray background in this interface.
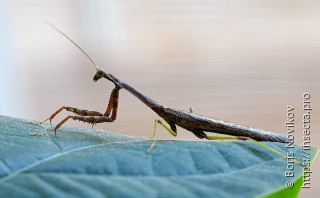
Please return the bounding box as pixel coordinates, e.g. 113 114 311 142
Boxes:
0 1 319 196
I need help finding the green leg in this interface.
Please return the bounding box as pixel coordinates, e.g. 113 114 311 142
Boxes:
146 119 177 154
189 107 200 115
207 135 305 167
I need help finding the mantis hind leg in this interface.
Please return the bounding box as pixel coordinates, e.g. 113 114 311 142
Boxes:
206 135 305 167
146 119 177 154
189 107 199 115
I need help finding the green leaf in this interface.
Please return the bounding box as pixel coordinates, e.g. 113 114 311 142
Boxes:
0 116 318 198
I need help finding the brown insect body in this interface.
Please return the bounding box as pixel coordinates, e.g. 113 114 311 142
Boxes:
32 22 306 167
100 71 289 143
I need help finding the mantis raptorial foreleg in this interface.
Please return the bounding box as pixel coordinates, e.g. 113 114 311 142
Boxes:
30 107 104 125
31 87 121 136
104 87 120 120
31 115 115 136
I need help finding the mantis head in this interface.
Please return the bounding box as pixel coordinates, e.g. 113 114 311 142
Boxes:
93 69 106 82
93 69 120 88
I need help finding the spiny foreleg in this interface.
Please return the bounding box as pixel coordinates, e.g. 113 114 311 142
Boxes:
30 106 104 125
55 115 115 135
104 86 121 120
31 86 122 136
31 115 115 136
31 86 121 125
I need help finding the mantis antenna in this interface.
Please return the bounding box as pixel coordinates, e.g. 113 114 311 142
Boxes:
45 21 99 71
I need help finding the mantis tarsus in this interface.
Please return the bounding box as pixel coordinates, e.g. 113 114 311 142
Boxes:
31 22 305 167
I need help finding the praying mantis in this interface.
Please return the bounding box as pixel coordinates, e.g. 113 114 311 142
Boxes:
31 22 305 167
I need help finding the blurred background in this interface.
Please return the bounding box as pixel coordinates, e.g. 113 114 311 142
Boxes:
0 0 319 196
